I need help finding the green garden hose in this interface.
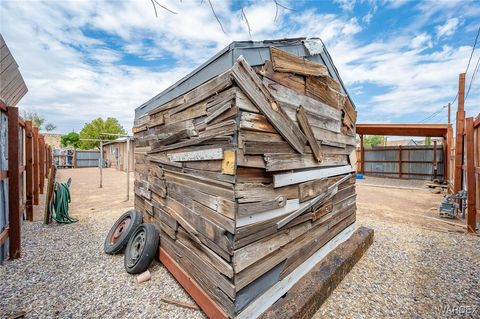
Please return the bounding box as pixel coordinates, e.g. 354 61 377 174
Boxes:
49 179 77 224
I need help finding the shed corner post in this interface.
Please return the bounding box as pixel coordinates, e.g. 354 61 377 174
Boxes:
7 106 21 259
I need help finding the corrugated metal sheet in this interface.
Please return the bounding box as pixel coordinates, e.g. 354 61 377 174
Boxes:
75 150 100 168
363 146 444 180
0 33 28 106
135 37 354 119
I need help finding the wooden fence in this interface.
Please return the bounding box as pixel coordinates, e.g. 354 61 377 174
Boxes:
356 144 444 180
465 114 480 233
0 103 53 262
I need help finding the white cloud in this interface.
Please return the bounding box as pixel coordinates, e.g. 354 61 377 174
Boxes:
410 32 433 50
0 0 478 132
436 18 460 38
334 0 357 12
387 0 410 9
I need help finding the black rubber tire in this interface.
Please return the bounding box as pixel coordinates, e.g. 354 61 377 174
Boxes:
104 210 143 255
124 223 159 274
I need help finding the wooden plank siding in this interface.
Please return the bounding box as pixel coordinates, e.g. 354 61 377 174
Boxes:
133 46 357 317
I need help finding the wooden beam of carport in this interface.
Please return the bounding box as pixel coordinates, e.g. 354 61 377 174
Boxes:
356 124 450 137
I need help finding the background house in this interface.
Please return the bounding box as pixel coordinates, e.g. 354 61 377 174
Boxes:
102 138 134 172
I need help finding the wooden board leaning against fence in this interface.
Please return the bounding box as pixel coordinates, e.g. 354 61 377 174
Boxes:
133 43 357 318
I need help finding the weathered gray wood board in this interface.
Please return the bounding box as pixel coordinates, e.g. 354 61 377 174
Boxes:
133 44 357 318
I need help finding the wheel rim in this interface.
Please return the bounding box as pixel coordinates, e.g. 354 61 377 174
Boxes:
109 216 131 245
127 228 146 268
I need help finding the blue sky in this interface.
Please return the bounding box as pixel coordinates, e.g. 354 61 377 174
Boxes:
1 0 479 133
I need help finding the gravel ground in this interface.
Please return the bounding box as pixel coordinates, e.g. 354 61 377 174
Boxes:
0 209 205 319
1 168 204 319
1 169 479 318
316 185 480 319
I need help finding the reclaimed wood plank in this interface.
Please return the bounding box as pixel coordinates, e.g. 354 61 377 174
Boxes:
240 112 276 133
273 165 354 187
168 148 223 162
270 46 328 77
221 149 235 175
258 60 306 95
231 57 307 153
297 105 323 162
264 153 348 171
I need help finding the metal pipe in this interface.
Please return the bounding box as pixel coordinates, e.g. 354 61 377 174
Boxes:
125 137 130 201
100 140 103 188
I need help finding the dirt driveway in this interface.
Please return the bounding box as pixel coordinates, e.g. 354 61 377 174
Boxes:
1 168 479 318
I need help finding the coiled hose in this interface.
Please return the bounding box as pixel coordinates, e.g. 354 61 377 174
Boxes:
49 178 77 224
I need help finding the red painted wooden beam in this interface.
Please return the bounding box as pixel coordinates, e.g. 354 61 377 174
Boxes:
7 106 21 259
159 247 228 319
356 124 449 137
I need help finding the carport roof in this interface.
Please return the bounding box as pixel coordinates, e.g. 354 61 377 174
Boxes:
356 124 450 137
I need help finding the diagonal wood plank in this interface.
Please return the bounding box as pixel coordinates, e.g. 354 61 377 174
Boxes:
297 105 323 162
231 56 307 154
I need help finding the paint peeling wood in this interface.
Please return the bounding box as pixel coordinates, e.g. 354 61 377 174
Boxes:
221 149 236 175
258 60 306 95
305 76 346 110
167 148 224 162
263 77 341 122
273 165 354 188
240 112 276 133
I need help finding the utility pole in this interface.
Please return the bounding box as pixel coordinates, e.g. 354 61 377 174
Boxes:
447 102 451 124
80 138 111 189
453 73 465 194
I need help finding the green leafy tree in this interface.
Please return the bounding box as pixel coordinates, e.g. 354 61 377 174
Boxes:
44 123 56 131
424 136 432 146
61 132 80 148
79 117 126 149
23 110 56 131
364 135 384 147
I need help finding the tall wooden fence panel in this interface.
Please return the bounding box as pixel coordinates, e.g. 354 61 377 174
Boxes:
465 115 479 233
0 104 52 263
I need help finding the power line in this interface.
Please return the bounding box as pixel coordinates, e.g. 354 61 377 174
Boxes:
419 105 447 123
435 25 480 118
465 51 480 101
465 25 480 75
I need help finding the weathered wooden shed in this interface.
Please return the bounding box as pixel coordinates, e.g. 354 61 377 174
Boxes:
133 38 357 318
102 137 135 172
